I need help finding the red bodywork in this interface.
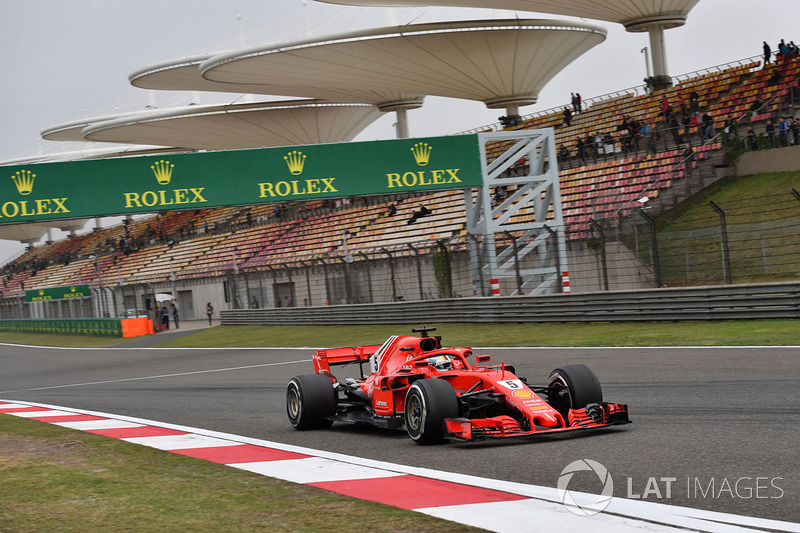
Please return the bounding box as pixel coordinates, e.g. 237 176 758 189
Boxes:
311 333 629 440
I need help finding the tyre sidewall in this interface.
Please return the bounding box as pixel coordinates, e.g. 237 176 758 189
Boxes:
404 379 458 444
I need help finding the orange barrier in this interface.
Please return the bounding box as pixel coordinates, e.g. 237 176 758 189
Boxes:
120 317 154 338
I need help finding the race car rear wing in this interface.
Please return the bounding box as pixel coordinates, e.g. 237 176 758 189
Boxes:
313 345 382 380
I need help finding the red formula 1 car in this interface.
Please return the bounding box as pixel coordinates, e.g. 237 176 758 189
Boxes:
286 328 629 444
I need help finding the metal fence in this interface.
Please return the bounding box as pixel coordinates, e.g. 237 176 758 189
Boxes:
2 187 798 321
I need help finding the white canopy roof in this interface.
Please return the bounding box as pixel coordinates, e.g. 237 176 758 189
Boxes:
314 0 701 31
198 19 606 110
49 100 381 150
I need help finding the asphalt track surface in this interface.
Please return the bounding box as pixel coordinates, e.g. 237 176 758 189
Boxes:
1 335 798 525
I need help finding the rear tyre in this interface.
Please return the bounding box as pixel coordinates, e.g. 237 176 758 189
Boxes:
404 379 459 445
286 374 336 430
548 364 603 418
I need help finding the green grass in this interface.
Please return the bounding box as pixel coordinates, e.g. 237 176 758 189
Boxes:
0 415 483 533
632 171 800 285
656 171 800 231
151 321 800 348
2 320 798 349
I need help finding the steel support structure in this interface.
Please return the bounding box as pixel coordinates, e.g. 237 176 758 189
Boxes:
464 129 568 296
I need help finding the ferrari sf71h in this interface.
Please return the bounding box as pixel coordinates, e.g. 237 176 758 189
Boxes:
287 328 629 444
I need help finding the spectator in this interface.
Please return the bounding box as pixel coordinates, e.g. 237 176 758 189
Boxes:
385 202 397 217
603 132 615 156
571 92 579 113
576 93 582 112
766 118 776 147
790 117 800 145
493 186 508 206
205 302 213 325
284 295 292 307
750 98 763 114
682 113 693 147
562 107 572 127
628 117 641 152
661 96 672 119
160 306 169 330
407 204 431 225
670 116 682 147
778 39 789 59
171 303 179 329
689 90 700 113
595 132 605 157
576 136 585 164
778 117 789 146
251 296 259 309
767 69 780 87
702 112 714 139
643 123 656 155
558 144 570 165
746 126 759 150
763 41 772 66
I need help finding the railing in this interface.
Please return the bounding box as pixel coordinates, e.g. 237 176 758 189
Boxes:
459 54 768 137
221 281 800 325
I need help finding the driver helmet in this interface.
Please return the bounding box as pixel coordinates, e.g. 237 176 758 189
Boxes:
427 355 451 370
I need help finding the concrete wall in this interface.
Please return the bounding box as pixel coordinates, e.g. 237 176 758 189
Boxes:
735 144 800 175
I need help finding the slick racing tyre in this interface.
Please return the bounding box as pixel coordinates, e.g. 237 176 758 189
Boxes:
404 379 459 445
548 364 603 419
286 374 336 430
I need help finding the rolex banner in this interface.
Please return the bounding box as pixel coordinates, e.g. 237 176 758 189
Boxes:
0 134 483 224
25 284 91 303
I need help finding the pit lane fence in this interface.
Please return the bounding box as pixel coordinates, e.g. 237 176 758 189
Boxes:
221 281 800 325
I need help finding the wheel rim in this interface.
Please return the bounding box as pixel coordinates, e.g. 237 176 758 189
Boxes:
407 394 422 432
288 387 301 420
549 374 573 410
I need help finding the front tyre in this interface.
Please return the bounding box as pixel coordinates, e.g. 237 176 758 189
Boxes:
286 374 336 430
548 364 603 419
404 379 459 445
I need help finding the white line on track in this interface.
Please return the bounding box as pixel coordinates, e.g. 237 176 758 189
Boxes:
0 359 308 394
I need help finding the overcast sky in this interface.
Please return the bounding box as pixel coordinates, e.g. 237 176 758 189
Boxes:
1 0 797 263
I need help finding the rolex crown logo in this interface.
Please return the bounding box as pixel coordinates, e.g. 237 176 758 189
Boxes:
11 170 35 195
151 160 174 185
38 290 45 295
284 150 307 175
411 142 432 166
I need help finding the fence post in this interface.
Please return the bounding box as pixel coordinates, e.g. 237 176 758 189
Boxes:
434 241 453 299
543 224 566 293
318 258 330 305
407 243 424 301
589 218 609 291
466 233 485 297
709 201 732 284
639 208 662 287
381 247 399 302
503 231 523 295
357 252 373 303
302 262 312 307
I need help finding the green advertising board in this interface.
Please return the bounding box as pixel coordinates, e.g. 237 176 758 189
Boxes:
25 284 91 303
0 318 123 337
0 134 483 225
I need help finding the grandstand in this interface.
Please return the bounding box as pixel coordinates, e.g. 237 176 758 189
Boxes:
2 24 800 320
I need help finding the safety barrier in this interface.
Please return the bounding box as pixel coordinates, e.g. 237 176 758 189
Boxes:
0 317 153 337
221 281 800 325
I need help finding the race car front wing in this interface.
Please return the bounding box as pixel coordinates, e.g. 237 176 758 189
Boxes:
444 402 630 441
